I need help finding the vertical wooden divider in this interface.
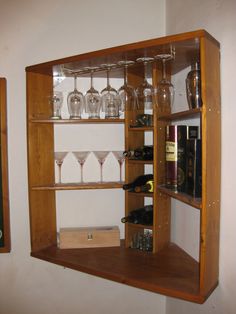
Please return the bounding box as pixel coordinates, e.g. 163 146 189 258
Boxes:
27 72 57 252
152 61 171 252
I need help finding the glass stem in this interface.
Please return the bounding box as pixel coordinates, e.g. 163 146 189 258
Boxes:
91 71 94 89
124 66 128 86
58 164 62 184
74 75 77 91
162 59 167 80
119 161 122 182
80 163 84 183
144 61 148 83
100 162 103 182
107 69 110 88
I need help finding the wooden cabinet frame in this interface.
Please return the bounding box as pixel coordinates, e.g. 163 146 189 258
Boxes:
0 78 11 253
26 30 220 303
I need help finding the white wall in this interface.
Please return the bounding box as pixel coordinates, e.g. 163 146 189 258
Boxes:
166 0 236 314
0 1 167 314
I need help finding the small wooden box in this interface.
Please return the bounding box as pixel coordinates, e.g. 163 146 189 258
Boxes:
59 226 120 249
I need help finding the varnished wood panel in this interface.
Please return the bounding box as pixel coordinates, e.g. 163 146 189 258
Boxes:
0 78 10 253
199 36 221 296
32 242 205 303
27 72 57 251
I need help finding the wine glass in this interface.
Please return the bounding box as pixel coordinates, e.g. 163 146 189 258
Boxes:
154 54 175 111
49 91 63 119
54 151 68 184
72 151 90 183
100 64 120 118
112 151 125 182
67 73 84 119
118 60 137 112
85 67 101 119
136 57 154 110
93 151 110 182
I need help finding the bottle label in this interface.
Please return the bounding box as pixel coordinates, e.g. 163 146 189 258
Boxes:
166 141 177 161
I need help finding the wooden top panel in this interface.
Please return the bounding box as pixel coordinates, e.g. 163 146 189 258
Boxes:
25 30 219 78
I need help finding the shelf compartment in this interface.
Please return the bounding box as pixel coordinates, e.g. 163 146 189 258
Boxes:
158 185 202 209
30 118 125 124
32 181 124 191
31 242 208 303
158 108 202 121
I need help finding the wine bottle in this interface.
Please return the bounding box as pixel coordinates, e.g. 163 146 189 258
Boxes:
123 174 153 191
123 145 153 160
134 180 154 193
121 205 153 225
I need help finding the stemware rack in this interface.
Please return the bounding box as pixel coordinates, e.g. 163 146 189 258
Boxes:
26 30 221 303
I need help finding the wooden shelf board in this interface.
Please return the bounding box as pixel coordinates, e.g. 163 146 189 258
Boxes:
127 159 153 164
31 242 207 303
127 223 153 230
128 191 153 197
158 108 202 121
32 181 124 191
128 126 153 132
30 118 125 124
158 185 202 209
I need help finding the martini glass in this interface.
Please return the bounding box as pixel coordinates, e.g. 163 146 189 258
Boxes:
54 151 68 184
67 73 84 119
100 64 119 118
154 54 175 111
93 151 110 182
118 61 137 112
85 67 101 118
72 151 90 183
136 57 154 110
112 151 125 182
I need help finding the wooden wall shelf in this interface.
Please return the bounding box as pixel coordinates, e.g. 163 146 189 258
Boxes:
26 29 221 303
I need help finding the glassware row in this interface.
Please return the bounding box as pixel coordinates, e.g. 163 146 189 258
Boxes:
54 151 125 184
50 55 177 120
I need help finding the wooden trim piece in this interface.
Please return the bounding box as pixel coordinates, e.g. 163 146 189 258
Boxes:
199 36 221 296
0 78 11 253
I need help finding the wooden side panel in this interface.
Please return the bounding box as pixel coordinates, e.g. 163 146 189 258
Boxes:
27 72 57 251
0 78 11 253
200 37 221 296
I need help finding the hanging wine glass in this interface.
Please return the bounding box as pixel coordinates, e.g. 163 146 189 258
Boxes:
100 64 120 118
154 54 175 111
72 151 90 183
136 57 154 110
112 151 125 182
54 151 68 184
117 60 137 112
67 72 84 119
93 151 110 182
85 67 101 119
49 91 63 119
